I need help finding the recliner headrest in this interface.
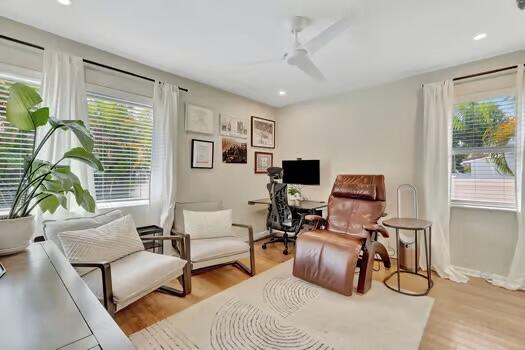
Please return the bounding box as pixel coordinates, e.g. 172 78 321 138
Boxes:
332 183 377 200
330 174 386 201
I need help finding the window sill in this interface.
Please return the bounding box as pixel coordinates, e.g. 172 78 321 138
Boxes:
450 203 517 213
97 200 150 210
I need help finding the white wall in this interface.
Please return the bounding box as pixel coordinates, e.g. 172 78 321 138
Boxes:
277 50 524 276
0 17 276 234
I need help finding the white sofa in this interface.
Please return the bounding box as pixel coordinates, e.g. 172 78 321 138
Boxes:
172 201 255 286
42 210 191 316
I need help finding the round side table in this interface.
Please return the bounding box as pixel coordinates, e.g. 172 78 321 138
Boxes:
383 218 433 296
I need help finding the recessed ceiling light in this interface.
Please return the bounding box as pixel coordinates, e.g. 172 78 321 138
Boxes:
279 90 287 96
57 0 72 5
473 33 487 41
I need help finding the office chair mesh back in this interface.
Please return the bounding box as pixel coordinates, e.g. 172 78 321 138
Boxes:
267 182 293 229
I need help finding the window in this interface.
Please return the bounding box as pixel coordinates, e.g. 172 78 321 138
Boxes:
0 75 39 212
451 94 517 209
87 93 153 205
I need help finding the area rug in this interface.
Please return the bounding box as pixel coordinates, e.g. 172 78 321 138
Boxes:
130 260 434 349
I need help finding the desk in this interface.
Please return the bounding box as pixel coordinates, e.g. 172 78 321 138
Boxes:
248 198 327 211
0 242 134 350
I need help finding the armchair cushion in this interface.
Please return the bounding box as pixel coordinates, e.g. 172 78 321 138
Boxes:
191 237 250 263
174 201 223 233
183 209 233 239
82 251 186 311
43 209 124 254
58 215 144 275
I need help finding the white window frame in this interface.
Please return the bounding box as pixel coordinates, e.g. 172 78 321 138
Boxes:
86 84 154 209
450 87 518 211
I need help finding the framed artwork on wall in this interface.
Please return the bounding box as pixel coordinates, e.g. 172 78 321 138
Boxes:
251 116 275 149
220 114 248 139
222 137 247 164
254 152 273 174
185 104 214 135
191 139 214 169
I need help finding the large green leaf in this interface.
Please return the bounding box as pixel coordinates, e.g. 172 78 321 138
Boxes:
79 190 96 212
63 147 104 171
38 194 60 214
55 120 95 152
70 184 96 213
6 83 42 131
31 107 49 128
52 166 81 189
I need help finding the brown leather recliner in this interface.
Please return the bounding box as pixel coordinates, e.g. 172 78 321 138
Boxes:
293 175 391 296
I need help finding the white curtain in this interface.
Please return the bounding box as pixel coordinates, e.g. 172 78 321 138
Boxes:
151 82 179 246
498 65 525 290
39 50 94 214
421 80 468 283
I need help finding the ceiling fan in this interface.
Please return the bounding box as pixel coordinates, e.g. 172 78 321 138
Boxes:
245 16 352 81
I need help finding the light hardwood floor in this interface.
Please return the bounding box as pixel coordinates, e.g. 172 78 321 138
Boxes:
116 241 525 349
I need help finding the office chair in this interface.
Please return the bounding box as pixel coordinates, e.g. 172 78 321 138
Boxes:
262 167 303 255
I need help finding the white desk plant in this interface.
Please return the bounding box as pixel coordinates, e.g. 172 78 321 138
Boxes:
0 83 103 255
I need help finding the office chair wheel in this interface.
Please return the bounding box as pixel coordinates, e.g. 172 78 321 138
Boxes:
283 249 288 255
262 243 267 250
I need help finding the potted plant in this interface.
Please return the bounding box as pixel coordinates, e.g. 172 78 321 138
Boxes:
287 185 303 205
0 83 103 255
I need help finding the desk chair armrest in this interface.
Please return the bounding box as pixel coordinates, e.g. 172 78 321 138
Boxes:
362 223 390 238
70 261 114 315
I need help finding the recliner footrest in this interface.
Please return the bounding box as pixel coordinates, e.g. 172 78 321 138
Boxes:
293 230 363 296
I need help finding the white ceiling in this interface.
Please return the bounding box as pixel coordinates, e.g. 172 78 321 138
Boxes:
1 0 524 107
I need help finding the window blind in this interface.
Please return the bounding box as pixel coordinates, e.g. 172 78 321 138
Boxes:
0 77 37 212
451 95 517 209
87 93 153 204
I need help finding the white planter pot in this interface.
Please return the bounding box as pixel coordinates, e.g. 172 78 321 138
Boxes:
0 215 34 255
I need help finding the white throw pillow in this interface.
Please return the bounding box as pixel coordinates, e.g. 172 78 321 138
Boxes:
58 214 144 276
183 209 233 239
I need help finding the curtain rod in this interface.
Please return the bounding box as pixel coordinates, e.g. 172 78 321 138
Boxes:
0 34 189 93
453 65 519 82
422 64 524 87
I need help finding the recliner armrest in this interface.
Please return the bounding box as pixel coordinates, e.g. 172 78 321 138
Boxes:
363 223 390 238
70 261 115 315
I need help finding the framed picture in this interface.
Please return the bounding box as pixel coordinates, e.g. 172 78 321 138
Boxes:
255 152 273 174
222 137 247 164
220 114 248 139
186 104 214 135
251 116 275 149
191 139 214 169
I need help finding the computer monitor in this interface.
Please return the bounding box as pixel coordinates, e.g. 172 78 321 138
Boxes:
282 159 320 185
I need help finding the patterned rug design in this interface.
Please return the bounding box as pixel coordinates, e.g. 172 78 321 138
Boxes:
263 276 320 318
131 260 434 350
210 299 333 350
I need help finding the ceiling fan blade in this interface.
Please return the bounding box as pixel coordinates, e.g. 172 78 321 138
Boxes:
237 54 286 67
303 17 351 55
292 54 326 81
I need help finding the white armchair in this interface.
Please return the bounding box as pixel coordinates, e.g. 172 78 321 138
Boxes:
172 201 255 287
42 210 191 316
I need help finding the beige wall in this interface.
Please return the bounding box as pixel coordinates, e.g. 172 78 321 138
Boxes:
277 50 524 276
0 17 276 235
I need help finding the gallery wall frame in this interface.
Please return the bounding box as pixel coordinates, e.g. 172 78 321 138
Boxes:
191 139 214 169
251 116 275 149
